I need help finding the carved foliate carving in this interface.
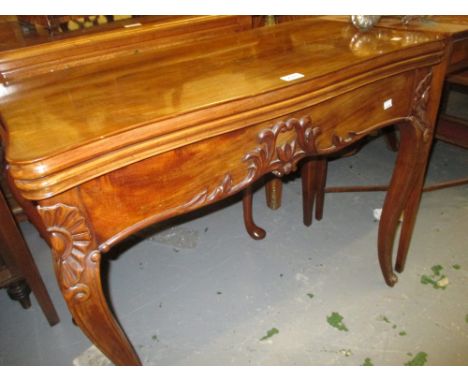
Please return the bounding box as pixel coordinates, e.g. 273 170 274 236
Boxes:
410 71 433 141
244 117 319 178
187 116 360 208
38 203 98 302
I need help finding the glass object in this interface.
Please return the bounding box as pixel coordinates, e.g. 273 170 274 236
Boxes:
351 15 381 32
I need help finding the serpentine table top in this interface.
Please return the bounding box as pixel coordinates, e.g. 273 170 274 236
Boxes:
0 16 457 365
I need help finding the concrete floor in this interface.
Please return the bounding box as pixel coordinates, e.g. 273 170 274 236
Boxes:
1 97 467 366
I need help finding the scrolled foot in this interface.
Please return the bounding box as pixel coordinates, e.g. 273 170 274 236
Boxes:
248 226 266 240
385 273 398 287
243 186 267 241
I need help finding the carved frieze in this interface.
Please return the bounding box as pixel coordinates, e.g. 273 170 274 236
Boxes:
187 116 361 209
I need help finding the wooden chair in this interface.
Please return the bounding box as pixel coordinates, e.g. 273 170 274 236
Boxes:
436 69 468 149
0 185 59 326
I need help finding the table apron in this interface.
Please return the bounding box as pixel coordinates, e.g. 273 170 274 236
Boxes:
39 68 431 251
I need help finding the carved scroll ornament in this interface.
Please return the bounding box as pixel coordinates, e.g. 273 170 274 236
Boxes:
409 71 433 142
38 204 99 303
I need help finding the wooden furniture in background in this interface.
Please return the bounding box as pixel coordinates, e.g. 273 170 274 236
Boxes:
437 69 468 148
0 185 59 325
16 16 129 34
0 136 58 324
0 16 451 365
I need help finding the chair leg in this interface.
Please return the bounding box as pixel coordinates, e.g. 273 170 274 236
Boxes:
301 159 316 226
384 126 400 152
301 158 328 226
0 187 59 326
242 186 266 240
314 159 328 221
265 177 282 210
7 280 32 309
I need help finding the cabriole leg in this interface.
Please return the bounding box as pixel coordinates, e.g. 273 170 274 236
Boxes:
378 122 424 286
395 142 431 273
38 203 141 366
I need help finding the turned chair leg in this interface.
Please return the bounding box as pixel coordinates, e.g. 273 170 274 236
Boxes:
7 280 32 309
265 177 283 210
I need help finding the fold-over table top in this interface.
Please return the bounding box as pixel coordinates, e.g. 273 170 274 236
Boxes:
0 18 447 180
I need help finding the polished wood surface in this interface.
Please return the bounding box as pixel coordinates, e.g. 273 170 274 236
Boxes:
2 19 442 190
0 16 453 365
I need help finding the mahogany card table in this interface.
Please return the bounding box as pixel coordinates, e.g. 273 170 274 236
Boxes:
0 16 455 365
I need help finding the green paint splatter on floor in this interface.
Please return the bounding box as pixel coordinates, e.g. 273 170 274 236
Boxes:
420 265 448 290
327 312 348 332
378 315 391 324
432 265 443 276
465 314 468 324
260 327 279 341
151 335 159 342
306 293 314 299
405 352 428 366
362 358 373 366
453 264 461 270
399 331 407 336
